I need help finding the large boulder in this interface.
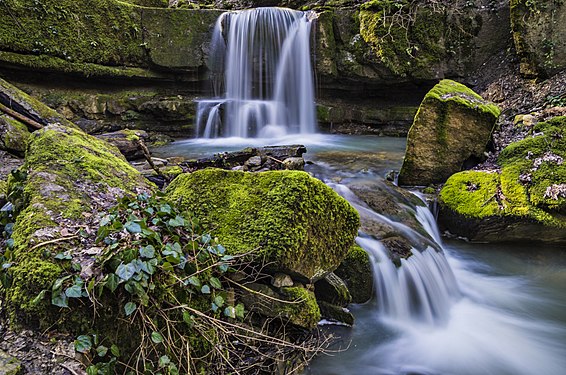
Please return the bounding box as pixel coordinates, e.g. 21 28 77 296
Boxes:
166 169 360 281
511 0 566 77
4 124 153 326
438 116 566 243
399 79 501 186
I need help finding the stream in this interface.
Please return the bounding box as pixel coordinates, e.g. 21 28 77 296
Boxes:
154 134 566 375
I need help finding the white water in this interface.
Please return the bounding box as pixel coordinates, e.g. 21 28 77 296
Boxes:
196 7 316 138
309 189 566 375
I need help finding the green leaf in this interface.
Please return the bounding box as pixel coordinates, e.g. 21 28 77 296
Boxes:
218 263 229 273
162 262 173 272
65 285 83 298
86 366 98 375
151 331 163 344
54 252 72 260
110 344 120 357
213 295 225 308
116 263 135 281
235 303 245 319
124 302 137 316
188 276 202 288
52 293 68 308
182 311 193 327
96 345 108 357
224 306 236 319
159 204 171 214
124 221 142 233
201 285 211 294
159 355 170 368
31 290 47 305
74 335 93 353
139 245 155 259
209 277 222 289
105 273 120 292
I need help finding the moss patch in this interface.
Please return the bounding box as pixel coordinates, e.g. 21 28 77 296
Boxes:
166 169 359 281
0 115 30 155
334 244 373 303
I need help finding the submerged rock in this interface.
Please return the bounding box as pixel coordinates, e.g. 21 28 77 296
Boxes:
399 79 500 186
166 169 359 281
439 116 566 243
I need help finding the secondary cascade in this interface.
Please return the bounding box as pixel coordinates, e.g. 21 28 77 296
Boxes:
196 7 317 138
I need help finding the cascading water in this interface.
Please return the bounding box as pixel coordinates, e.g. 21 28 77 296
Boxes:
196 7 317 139
314 183 566 375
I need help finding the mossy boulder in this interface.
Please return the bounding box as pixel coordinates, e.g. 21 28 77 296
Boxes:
399 79 500 186
166 169 360 281
511 0 566 77
239 283 321 329
0 78 77 129
0 115 30 156
334 244 373 304
4 124 154 327
439 116 566 243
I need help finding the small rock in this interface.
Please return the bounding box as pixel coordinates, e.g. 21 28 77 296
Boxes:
244 155 263 171
271 273 294 288
282 157 305 170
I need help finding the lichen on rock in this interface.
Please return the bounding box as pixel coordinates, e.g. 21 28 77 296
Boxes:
166 168 360 281
399 79 501 186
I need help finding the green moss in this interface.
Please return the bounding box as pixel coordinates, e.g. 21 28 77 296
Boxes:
166 169 359 280
426 80 501 119
439 170 501 218
332 244 373 303
0 180 6 197
280 287 321 329
0 78 77 129
0 115 30 154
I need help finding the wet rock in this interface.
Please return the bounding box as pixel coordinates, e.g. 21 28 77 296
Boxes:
399 80 501 186
95 129 149 160
244 155 263 171
272 273 294 288
314 272 351 307
334 245 373 304
317 301 354 326
282 157 305 170
239 283 320 329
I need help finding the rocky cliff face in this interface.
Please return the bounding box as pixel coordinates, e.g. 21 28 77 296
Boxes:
0 0 516 137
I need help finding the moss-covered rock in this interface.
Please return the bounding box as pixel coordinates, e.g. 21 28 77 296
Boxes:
439 116 566 243
334 244 373 304
166 169 359 281
314 272 351 306
0 0 222 77
0 77 77 129
0 115 30 156
239 283 321 329
511 0 566 77
399 79 500 186
4 124 154 326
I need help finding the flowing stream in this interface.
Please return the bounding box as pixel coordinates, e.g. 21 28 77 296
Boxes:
154 135 566 375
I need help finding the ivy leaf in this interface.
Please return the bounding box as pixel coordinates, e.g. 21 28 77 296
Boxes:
116 263 135 281
214 295 225 308
218 263 229 273
182 311 193 327
159 204 171 214
52 293 68 308
187 276 200 287
167 216 185 227
159 355 170 368
110 344 120 357
209 277 222 289
139 245 155 259
105 273 120 292
124 221 142 234
224 306 236 319
124 302 137 316
65 285 83 298
54 252 72 260
96 345 108 357
235 303 245 319
151 331 163 344
201 285 211 294
31 290 47 305
74 335 93 353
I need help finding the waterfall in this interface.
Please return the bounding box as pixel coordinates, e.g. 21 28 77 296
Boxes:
330 183 460 326
196 7 317 138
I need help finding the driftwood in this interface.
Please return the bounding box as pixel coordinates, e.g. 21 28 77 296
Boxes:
0 102 43 130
